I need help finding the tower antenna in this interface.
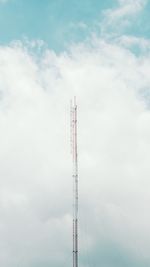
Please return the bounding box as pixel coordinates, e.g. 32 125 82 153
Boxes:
70 97 78 267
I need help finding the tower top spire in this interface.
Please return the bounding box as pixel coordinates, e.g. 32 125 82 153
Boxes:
70 97 78 267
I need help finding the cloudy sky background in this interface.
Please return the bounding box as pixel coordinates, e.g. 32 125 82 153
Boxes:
0 0 150 266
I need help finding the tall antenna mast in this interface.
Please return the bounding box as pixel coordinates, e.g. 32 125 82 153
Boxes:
70 97 78 267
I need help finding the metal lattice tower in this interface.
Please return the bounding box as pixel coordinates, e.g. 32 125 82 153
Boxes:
70 97 78 267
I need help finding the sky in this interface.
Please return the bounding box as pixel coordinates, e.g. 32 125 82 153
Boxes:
0 0 150 51
1 0 150 267
0 0 115 51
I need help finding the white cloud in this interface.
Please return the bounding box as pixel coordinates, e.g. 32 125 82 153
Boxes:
116 35 150 54
101 0 147 34
0 37 150 266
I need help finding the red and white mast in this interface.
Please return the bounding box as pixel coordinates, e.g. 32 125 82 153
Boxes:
70 97 78 267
